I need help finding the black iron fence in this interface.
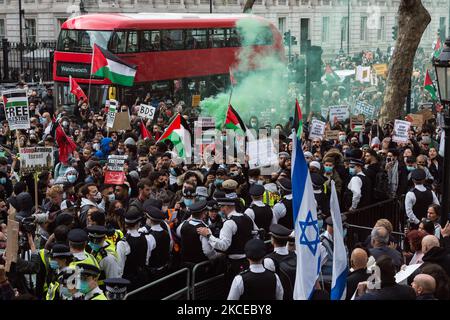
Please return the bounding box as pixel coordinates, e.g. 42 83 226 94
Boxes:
0 39 56 83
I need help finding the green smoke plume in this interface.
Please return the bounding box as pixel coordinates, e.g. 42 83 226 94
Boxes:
200 17 293 128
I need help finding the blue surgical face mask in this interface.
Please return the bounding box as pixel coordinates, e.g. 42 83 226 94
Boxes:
183 198 194 207
89 241 102 252
349 167 356 176
0 178 6 185
67 175 77 184
214 179 223 187
407 166 415 172
60 287 72 298
40 117 48 125
49 260 59 270
78 280 90 294
324 166 333 173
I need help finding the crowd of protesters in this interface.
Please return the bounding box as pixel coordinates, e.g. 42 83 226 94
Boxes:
0 46 449 301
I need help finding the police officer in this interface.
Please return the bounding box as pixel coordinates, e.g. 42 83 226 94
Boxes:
142 204 171 280
272 178 293 229
47 267 79 300
245 184 273 238
343 158 372 212
67 229 100 269
405 168 440 226
197 191 258 279
177 200 219 266
227 239 283 300
86 225 121 282
116 207 153 291
75 263 108 300
104 278 131 300
264 224 297 300
204 199 223 238
46 244 73 300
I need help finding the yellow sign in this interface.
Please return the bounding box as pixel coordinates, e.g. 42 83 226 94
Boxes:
373 64 388 78
108 86 117 100
192 95 201 107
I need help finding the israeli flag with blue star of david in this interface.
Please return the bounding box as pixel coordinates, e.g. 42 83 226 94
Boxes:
291 127 322 300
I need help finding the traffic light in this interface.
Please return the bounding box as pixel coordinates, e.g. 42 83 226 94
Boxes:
307 46 323 82
283 31 291 46
291 36 297 46
392 25 398 40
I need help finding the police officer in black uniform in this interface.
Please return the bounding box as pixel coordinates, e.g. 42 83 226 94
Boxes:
104 278 131 300
244 184 273 239
264 224 297 300
142 204 171 281
272 178 293 229
227 238 283 300
178 200 220 267
405 168 440 227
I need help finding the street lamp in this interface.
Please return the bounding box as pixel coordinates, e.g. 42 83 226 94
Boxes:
433 36 450 226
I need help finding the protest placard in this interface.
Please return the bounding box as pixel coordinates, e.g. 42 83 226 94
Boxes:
350 115 365 132
406 114 424 127
417 108 434 122
197 117 215 128
320 107 329 120
248 138 278 169
328 105 349 122
106 99 118 129
309 119 326 140
107 155 128 172
19 147 54 174
111 111 131 131
2 89 30 130
4 216 19 272
138 104 156 120
104 171 126 185
325 130 340 140
353 101 377 119
392 120 411 143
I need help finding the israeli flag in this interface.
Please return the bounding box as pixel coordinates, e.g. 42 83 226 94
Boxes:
330 180 348 300
292 132 321 300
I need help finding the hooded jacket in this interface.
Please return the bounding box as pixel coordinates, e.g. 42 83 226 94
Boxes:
94 137 113 160
422 246 450 277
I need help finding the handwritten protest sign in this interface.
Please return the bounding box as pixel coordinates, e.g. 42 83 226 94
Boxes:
138 104 156 120
406 114 424 127
4 213 19 272
19 147 54 174
329 105 349 122
353 101 377 119
320 107 329 120
325 130 340 140
2 89 30 130
309 119 326 140
392 120 411 143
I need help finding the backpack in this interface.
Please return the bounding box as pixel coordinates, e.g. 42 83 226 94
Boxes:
373 169 389 201
274 253 297 300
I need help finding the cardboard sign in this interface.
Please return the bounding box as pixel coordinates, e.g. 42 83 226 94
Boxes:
111 111 131 131
350 115 365 132
392 120 411 143
325 130 340 140
373 64 388 78
353 101 377 119
417 108 434 122
407 114 424 127
197 117 215 128
19 147 54 174
104 171 125 185
248 138 278 169
138 104 156 120
192 95 201 107
2 89 30 130
309 119 326 140
106 99 118 129
328 105 349 122
107 155 127 172
4 217 19 272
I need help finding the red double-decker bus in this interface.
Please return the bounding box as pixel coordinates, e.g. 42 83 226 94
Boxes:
53 13 284 107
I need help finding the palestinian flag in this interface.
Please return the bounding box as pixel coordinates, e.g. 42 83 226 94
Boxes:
54 119 77 164
224 104 247 136
424 69 437 100
323 64 341 83
434 37 442 59
91 44 137 87
157 114 191 158
140 119 152 140
293 99 303 140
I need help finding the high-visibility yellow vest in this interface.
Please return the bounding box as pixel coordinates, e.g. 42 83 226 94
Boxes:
263 190 281 207
69 251 100 269
46 282 59 300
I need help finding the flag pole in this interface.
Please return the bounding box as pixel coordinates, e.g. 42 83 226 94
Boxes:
228 86 233 106
87 43 95 107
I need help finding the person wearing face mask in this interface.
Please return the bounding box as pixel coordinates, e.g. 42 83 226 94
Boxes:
79 183 106 228
343 158 372 212
45 244 74 300
75 263 108 300
85 225 121 285
322 157 343 197
47 266 79 300
68 229 100 273
338 131 347 146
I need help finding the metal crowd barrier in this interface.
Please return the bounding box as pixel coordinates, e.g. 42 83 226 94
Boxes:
191 260 227 300
124 268 190 300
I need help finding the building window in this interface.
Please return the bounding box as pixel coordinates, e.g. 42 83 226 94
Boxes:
378 16 385 41
278 17 286 34
360 16 368 41
200 0 209 4
0 20 5 39
341 17 348 42
322 17 330 43
25 19 37 44
24 0 34 3
255 0 263 5
169 0 181 3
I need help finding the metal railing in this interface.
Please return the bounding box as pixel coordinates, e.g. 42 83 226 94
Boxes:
191 259 228 300
124 268 190 300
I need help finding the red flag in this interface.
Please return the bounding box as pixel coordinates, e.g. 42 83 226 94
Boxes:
69 76 88 102
229 67 237 86
55 123 77 164
140 120 152 140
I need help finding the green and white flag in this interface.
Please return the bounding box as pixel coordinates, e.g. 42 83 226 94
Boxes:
2 89 30 130
157 114 191 159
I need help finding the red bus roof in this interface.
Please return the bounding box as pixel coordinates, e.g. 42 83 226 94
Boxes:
62 13 270 30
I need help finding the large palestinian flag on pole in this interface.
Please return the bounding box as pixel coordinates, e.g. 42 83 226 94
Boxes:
424 69 437 100
293 98 303 139
91 44 137 86
157 114 191 159
224 104 247 135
